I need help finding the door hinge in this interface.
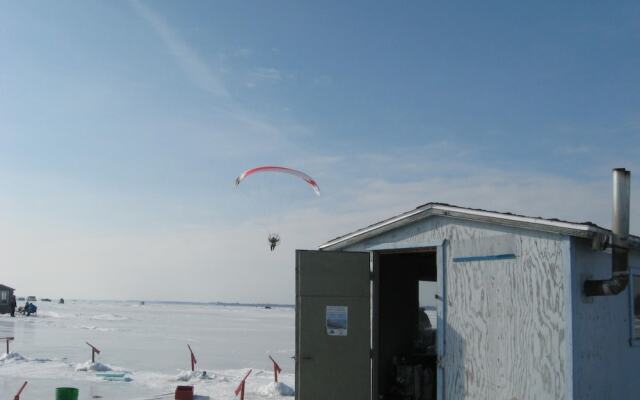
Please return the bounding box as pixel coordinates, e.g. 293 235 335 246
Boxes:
370 271 375 281
370 348 374 359
437 356 446 368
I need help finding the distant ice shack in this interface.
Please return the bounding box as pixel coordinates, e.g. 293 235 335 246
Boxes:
294 169 640 400
0 284 15 314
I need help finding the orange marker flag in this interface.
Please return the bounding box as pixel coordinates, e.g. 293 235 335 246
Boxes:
187 344 197 372
234 369 253 400
13 381 28 400
268 355 282 382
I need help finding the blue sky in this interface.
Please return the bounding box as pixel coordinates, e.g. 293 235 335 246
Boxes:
1 1 639 302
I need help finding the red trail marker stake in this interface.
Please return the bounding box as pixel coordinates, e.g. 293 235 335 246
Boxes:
13 381 27 400
187 344 197 372
86 342 101 363
1 337 14 354
234 369 252 400
268 355 282 383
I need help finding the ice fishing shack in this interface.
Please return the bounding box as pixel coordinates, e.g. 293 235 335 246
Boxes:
295 168 640 400
0 284 15 314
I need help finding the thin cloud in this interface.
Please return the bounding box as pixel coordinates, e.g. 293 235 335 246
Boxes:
233 48 252 58
245 67 283 88
251 67 282 82
130 0 229 97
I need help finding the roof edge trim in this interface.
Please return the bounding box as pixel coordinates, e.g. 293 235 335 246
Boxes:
319 203 611 251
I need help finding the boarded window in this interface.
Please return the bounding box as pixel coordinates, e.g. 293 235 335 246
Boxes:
0 291 7 304
634 276 640 340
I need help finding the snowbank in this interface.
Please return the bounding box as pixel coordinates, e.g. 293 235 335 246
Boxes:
256 381 295 397
176 370 215 381
0 352 27 363
75 360 113 372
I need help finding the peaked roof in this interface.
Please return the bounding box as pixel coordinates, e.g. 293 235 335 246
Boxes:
0 284 14 291
320 202 640 250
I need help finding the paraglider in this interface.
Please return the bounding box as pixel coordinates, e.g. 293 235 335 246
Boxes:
268 233 280 251
235 166 320 196
235 166 320 251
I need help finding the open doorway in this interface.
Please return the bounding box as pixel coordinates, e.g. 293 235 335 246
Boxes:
373 249 438 400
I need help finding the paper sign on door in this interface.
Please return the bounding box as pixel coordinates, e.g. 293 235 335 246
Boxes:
326 306 348 336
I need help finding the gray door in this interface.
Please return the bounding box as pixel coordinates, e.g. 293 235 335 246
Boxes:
296 250 371 400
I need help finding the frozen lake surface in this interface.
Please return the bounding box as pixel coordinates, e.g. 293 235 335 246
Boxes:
0 301 295 399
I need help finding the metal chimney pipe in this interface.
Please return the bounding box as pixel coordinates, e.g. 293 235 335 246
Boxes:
584 168 631 296
612 168 631 242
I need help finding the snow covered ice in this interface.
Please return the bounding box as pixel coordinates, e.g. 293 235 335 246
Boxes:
0 301 294 399
256 382 295 397
74 361 115 372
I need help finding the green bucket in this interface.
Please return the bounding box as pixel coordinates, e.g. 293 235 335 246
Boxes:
55 387 79 400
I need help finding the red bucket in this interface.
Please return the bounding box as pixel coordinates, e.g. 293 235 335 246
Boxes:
175 385 194 400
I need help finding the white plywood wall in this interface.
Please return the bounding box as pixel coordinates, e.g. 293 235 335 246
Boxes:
571 239 640 399
345 216 569 400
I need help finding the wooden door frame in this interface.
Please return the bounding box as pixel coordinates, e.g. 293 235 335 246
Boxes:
371 242 445 400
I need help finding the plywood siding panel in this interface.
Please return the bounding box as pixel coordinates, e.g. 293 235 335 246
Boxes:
571 240 640 399
345 216 568 400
